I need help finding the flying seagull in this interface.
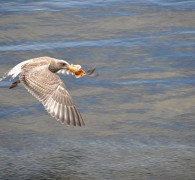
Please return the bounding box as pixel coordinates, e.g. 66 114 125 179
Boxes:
0 57 97 126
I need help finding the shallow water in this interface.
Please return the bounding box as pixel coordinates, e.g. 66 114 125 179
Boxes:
0 1 195 180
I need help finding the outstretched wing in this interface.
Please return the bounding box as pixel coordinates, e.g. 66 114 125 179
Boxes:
20 65 84 126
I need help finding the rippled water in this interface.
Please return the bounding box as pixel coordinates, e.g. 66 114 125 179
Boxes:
0 1 195 179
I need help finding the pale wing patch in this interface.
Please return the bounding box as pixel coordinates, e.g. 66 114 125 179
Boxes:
57 69 75 76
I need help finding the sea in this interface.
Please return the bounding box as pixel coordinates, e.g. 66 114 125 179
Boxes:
0 0 195 179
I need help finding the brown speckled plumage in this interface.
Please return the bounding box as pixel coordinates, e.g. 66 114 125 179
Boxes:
2 57 88 126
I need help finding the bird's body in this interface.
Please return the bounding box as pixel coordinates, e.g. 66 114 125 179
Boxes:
0 57 97 126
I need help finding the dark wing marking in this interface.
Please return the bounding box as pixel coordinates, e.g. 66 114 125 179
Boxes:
86 67 99 77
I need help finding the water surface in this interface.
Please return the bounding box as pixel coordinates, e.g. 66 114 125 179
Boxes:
0 1 195 180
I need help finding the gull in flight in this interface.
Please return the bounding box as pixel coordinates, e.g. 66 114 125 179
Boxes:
0 57 98 126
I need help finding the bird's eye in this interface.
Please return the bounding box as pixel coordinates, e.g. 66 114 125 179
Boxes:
61 63 66 66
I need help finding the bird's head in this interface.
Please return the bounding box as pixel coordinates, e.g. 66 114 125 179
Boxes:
57 60 70 69
49 59 70 73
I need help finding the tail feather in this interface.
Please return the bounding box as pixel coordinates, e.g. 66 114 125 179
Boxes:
0 72 10 82
0 60 29 82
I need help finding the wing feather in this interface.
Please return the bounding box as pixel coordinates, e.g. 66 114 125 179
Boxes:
20 65 84 126
57 69 74 76
58 67 98 78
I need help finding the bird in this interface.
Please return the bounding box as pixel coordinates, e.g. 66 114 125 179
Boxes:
0 57 98 126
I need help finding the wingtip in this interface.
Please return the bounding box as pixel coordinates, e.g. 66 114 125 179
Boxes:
86 67 99 78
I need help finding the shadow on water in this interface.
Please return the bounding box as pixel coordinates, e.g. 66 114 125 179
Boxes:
0 0 195 180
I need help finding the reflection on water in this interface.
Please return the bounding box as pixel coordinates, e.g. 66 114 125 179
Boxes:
0 0 195 180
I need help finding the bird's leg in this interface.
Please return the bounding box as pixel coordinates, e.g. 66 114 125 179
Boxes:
9 80 20 89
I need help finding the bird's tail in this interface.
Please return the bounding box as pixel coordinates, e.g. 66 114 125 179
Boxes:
0 60 28 82
0 71 10 82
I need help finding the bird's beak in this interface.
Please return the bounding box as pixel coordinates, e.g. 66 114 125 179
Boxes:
66 62 70 67
64 62 70 69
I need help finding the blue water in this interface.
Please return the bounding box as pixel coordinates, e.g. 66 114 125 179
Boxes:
0 1 195 180
0 0 195 15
